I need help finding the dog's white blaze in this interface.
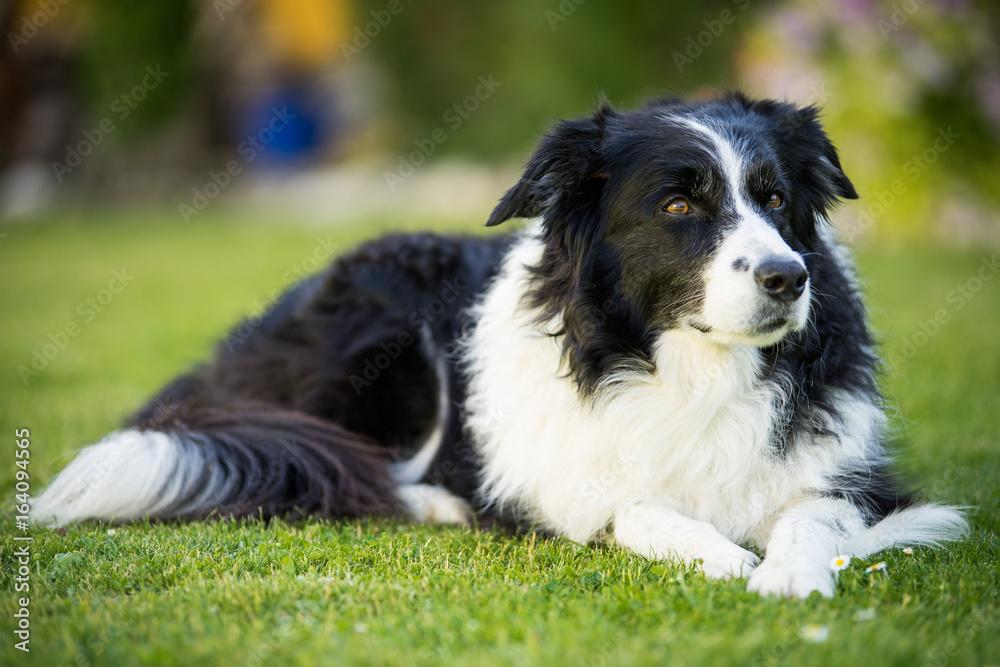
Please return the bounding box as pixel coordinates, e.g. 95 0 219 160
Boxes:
671 116 780 242
671 115 811 345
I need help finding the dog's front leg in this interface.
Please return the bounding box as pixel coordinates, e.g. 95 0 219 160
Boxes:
747 497 867 598
613 500 760 578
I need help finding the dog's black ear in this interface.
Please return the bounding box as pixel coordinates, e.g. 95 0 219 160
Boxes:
486 104 616 227
754 100 858 245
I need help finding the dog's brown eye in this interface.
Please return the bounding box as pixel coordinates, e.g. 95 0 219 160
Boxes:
664 199 690 215
767 193 783 209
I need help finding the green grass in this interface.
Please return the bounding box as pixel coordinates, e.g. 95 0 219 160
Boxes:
1 211 998 666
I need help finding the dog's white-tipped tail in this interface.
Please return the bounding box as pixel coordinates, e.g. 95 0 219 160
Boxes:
31 429 221 527
844 504 970 559
33 403 404 527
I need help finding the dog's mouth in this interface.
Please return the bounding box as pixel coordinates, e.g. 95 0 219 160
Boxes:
753 317 788 335
684 314 796 347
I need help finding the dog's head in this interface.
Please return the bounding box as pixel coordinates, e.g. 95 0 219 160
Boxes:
488 94 857 388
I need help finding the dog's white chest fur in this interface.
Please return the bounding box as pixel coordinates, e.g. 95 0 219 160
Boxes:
464 229 831 547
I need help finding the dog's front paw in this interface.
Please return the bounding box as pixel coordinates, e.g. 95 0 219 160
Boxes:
697 544 760 580
746 559 835 598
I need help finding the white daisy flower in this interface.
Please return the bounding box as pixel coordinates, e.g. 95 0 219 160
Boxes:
864 561 887 574
830 554 852 573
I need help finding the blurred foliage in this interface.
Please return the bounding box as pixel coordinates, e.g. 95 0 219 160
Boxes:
40 0 1000 240
353 0 755 158
351 0 999 238
737 0 1000 240
75 0 194 139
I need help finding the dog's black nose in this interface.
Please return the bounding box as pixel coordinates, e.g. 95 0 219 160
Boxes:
754 259 808 302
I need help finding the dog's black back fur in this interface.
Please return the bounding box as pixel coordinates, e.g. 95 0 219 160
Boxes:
129 233 512 519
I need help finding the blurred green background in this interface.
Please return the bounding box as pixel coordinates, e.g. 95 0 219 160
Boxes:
2 0 998 241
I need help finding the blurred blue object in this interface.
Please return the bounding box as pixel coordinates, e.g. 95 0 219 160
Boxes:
239 81 336 168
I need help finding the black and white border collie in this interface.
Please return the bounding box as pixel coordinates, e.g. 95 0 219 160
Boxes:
34 93 967 598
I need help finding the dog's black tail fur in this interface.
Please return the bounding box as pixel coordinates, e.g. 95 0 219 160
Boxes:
32 372 401 526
